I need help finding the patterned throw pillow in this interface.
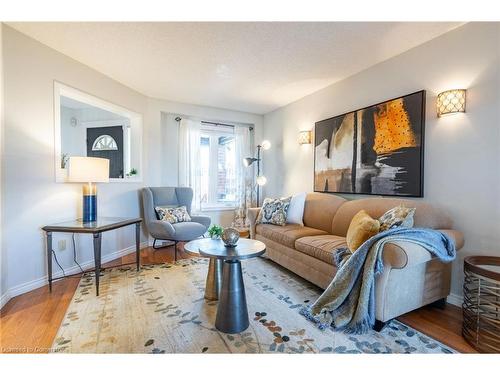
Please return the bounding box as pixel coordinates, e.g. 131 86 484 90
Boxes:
378 205 416 232
256 197 292 226
155 206 191 224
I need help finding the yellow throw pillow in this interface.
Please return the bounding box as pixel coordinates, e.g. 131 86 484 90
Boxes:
346 210 380 252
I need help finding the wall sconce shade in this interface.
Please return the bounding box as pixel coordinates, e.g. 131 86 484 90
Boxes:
437 89 466 117
298 130 312 145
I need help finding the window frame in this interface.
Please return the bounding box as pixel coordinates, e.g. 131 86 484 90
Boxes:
199 124 238 211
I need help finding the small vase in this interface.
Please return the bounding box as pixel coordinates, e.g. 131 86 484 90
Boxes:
221 227 240 247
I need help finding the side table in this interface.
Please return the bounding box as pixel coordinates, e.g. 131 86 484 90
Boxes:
42 217 142 296
463 256 500 353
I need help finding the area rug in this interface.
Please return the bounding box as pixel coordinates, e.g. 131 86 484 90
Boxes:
51 257 456 354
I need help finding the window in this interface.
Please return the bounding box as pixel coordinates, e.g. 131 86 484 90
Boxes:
199 125 237 209
91 134 118 151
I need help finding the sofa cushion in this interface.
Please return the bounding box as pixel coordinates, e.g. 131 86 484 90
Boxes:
303 192 346 233
255 224 328 248
331 197 453 236
295 235 348 265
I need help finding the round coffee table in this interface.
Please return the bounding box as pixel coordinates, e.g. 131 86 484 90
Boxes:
196 238 266 333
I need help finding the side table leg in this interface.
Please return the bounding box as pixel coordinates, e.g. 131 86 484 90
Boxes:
215 260 249 333
46 232 53 292
93 232 102 296
135 223 141 271
204 258 223 301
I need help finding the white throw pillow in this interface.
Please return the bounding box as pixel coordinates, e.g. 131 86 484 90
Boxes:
286 192 307 226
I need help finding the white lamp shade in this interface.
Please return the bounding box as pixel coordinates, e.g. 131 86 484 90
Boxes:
260 140 271 150
68 156 110 183
256 175 267 186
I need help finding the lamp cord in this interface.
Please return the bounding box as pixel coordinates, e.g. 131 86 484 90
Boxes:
72 233 85 274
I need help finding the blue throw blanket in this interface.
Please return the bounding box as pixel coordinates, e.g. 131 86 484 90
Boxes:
300 227 456 334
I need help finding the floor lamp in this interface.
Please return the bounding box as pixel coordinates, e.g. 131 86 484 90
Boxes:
243 140 271 206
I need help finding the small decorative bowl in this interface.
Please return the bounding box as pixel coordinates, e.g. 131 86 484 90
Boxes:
221 227 240 247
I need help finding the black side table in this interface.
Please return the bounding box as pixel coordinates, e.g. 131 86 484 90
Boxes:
42 217 142 296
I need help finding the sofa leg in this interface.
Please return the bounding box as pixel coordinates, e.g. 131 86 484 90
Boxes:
374 319 388 332
429 298 447 309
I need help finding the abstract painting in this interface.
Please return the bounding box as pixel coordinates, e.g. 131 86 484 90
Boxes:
314 91 425 197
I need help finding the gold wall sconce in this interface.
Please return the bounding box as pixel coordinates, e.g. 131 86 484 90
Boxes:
437 89 466 117
298 130 312 145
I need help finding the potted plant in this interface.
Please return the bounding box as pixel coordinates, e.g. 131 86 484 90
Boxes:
126 168 138 177
207 224 224 240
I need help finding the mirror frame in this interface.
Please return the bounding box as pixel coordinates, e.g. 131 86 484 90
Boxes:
54 81 143 183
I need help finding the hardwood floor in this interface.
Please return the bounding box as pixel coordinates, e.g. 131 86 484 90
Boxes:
0 244 476 353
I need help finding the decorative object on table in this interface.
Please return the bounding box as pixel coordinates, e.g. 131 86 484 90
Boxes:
221 227 240 247
68 156 110 223
286 192 307 226
437 89 466 117
346 210 380 252
52 257 456 353
314 90 425 197
243 140 271 206
298 130 312 145
42 217 141 296
256 196 292 226
462 256 500 353
61 153 69 169
126 168 138 177
141 187 211 261
207 224 224 239
378 205 416 231
155 205 191 224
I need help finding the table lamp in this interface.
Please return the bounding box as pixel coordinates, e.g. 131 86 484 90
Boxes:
68 156 110 222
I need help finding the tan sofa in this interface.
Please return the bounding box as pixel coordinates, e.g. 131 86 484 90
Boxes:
247 193 464 326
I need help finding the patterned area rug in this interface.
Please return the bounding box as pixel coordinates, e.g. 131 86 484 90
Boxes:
52 257 455 353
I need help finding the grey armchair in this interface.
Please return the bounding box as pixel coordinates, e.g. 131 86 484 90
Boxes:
141 187 211 261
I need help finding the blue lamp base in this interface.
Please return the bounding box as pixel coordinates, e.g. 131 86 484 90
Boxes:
82 183 97 223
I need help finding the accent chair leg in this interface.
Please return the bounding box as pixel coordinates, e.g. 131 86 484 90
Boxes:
374 319 388 332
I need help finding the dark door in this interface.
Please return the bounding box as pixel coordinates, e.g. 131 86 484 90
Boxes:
87 126 124 178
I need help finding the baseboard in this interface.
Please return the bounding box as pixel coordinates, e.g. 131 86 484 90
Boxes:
446 293 463 307
0 291 11 310
0 241 149 310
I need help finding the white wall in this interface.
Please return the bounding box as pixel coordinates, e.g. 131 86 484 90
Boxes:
1 25 264 307
263 22 500 301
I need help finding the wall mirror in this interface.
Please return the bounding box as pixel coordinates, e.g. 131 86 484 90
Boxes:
54 82 143 182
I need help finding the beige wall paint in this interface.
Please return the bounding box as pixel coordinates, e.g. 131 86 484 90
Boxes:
1 25 263 305
262 22 500 301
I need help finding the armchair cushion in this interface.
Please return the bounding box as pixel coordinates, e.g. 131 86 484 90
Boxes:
148 220 206 241
190 215 211 228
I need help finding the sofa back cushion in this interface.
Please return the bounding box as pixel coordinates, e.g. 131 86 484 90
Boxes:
303 192 346 233
331 197 453 236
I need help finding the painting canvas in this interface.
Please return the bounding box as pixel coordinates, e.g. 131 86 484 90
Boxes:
314 91 425 197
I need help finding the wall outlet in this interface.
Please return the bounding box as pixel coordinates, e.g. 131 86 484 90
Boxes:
58 239 66 251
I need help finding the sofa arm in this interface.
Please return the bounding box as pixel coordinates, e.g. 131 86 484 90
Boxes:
247 207 261 239
190 215 211 229
439 229 464 250
148 220 176 239
382 229 464 269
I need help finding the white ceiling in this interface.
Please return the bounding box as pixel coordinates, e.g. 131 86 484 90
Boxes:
8 22 462 114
